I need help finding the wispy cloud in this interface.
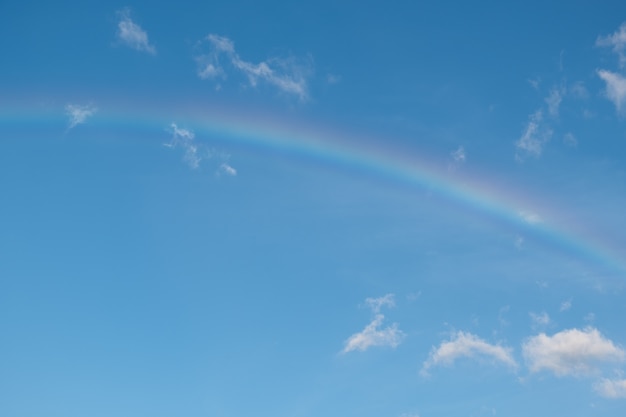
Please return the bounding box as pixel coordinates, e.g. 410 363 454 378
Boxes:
597 69 626 113
515 111 552 160
195 34 312 100
545 86 564 117
116 9 156 55
65 103 97 129
343 294 404 353
165 123 201 169
529 311 551 330
342 314 405 353
364 293 395 313
421 331 517 376
522 327 625 377
559 299 572 312
219 162 237 176
519 211 541 225
594 377 626 398
596 22 626 68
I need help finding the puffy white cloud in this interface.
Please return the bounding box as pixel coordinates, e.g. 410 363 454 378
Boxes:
522 327 625 377
195 34 312 100
342 314 405 353
515 111 552 159
594 377 626 399
596 23 626 68
65 103 97 129
364 293 395 313
116 9 156 55
421 331 517 376
597 69 626 113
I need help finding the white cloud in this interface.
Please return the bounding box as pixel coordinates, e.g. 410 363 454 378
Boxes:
522 327 625 377
597 69 626 113
421 331 517 376
65 104 97 129
166 123 202 169
545 87 564 117
195 34 312 100
451 145 466 163
515 111 552 159
596 23 626 68
530 311 551 329
219 162 237 176
594 377 626 399
519 211 541 224
560 299 572 312
364 293 395 313
342 314 405 353
116 9 156 55
569 81 588 99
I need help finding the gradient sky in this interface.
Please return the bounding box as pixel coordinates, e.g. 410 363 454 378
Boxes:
2 1 626 416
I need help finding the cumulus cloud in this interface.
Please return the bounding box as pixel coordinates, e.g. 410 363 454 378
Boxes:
364 293 395 313
522 327 625 377
116 9 156 55
65 103 97 129
342 314 405 353
596 23 626 68
515 111 552 159
195 34 312 100
594 377 626 399
421 331 517 376
597 69 626 113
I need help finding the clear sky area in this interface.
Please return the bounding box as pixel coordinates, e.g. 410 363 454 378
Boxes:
2 1 626 416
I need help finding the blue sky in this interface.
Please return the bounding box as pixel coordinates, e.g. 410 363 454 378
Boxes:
2 1 626 416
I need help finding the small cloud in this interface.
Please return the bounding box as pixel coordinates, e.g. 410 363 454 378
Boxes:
326 73 341 84
342 314 405 353
407 291 422 302
529 311 551 329
116 9 156 55
451 145 466 163
65 103 97 129
569 81 589 99
594 377 626 399
219 162 237 176
421 331 517 376
519 211 541 225
515 111 552 160
522 327 625 377
528 77 541 90
563 132 578 147
195 34 312 101
584 313 596 323
364 293 395 313
560 299 572 312
166 123 201 169
545 86 564 117
597 69 626 114
596 22 626 68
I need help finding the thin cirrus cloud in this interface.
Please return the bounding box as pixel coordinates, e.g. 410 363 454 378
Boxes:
594 377 626 399
116 9 156 55
515 110 552 160
342 294 405 354
596 69 626 114
195 34 312 101
522 327 625 377
420 331 518 376
65 104 97 129
596 22 626 68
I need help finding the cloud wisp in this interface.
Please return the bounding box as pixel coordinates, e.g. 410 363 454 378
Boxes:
342 294 404 354
116 9 156 55
597 22 626 68
597 69 626 114
195 34 312 100
515 110 552 160
421 331 518 376
522 327 625 377
594 377 626 399
65 104 97 130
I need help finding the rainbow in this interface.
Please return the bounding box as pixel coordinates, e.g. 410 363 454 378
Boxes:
2 101 625 276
